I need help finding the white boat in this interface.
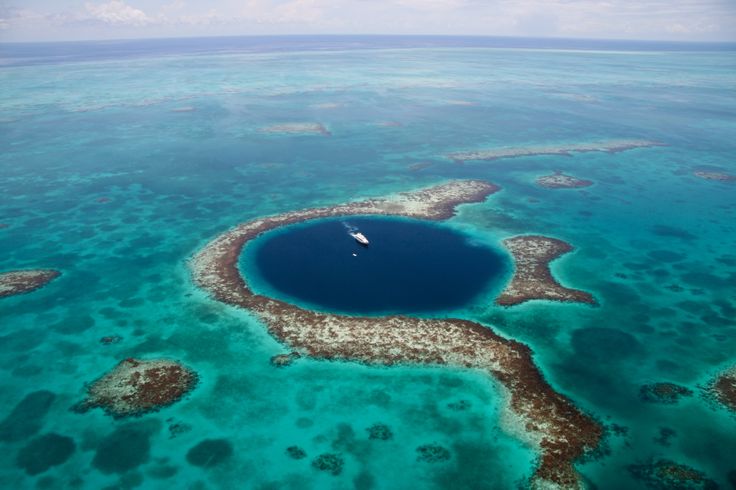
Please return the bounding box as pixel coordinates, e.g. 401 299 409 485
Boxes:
350 232 369 246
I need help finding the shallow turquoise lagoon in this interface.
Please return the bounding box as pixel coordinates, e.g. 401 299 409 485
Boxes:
0 37 735 489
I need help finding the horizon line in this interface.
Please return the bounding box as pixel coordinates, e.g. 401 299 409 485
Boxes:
3 33 736 46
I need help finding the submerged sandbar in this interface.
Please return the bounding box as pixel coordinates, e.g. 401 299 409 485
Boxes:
190 180 602 488
448 139 664 163
497 236 595 306
0 269 60 299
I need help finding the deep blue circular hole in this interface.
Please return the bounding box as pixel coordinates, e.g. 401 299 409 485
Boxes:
245 216 509 315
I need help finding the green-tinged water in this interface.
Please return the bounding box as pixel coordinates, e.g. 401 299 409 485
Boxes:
0 38 735 489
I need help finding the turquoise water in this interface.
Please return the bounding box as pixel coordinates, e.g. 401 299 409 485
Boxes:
0 37 735 489
246 216 509 315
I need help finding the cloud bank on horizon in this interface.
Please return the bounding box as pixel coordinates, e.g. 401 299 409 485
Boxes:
1 0 734 42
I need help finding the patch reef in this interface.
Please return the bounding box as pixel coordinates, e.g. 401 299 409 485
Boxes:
77 358 198 418
0 269 60 299
448 139 663 163
190 180 602 488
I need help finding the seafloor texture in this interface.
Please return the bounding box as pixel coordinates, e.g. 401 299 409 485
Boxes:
191 181 602 487
497 236 595 306
1 38 735 489
0 270 60 298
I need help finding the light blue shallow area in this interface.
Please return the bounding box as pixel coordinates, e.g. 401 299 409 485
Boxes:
0 38 735 489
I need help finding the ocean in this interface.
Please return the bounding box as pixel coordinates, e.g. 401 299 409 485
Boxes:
0 36 735 489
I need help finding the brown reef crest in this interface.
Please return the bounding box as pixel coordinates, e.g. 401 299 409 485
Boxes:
189 180 602 488
705 365 736 413
0 269 60 299
448 139 664 163
76 358 198 418
497 236 596 306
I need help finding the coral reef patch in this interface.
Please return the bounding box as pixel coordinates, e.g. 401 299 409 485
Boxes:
639 383 693 404
77 358 198 418
286 446 307 459
312 453 344 475
496 236 596 306
366 423 393 441
693 171 736 182
416 443 451 463
0 270 60 299
270 352 301 367
628 459 718 490
536 171 593 189
190 180 602 488
448 140 663 163
704 365 736 413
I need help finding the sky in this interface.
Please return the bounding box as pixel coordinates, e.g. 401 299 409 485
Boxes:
1 0 735 43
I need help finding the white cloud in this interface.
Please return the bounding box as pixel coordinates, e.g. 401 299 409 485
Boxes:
85 1 152 26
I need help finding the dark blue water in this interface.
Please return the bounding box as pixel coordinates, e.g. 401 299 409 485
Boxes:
249 217 508 314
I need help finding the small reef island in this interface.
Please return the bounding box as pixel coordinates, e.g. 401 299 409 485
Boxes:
190 180 602 488
447 139 663 163
76 358 198 418
259 122 331 136
536 171 593 189
0 269 60 299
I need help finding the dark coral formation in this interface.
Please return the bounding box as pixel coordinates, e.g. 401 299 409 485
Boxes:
639 382 693 404
186 439 233 468
416 443 451 463
189 180 602 488
15 433 76 475
536 171 593 189
0 269 60 299
628 459 718 490
77 358 197 418
270 352 301 367
366 423 393 441
653 427 677 447
448 139 664 163
166 418 192 439
312 453 344 475
100 335 123 345
705 366 736 413
0 390 56 442
286 446 307 459
92 423 154 474
496 236 595 306
447 400 472 411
